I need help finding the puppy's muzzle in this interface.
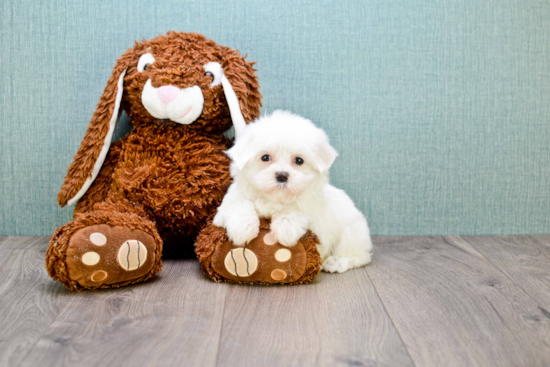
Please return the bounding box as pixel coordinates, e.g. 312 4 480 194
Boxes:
275 172 289 183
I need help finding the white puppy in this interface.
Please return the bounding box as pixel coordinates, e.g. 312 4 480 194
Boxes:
213 110 372 273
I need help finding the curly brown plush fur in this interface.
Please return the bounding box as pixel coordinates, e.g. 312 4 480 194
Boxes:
47 32 262 290
195 219 322 285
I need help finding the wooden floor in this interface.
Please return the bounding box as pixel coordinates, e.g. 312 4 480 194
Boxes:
1 235 550 367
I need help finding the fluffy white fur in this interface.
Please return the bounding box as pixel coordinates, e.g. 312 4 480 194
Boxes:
213 110 373 273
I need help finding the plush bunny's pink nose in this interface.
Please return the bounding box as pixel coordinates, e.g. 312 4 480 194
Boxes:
157 85 180 104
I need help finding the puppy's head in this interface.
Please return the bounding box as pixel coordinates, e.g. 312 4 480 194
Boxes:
227 110 338 201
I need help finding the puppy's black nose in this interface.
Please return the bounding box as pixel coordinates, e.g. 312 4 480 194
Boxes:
275 172 289 183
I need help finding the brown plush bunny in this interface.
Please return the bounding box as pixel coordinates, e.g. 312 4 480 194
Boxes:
46 32 262 290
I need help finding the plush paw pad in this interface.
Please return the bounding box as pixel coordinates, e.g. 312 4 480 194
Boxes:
224 248 258 277
117 240 148 271
322 256 351 273
65 224 158 288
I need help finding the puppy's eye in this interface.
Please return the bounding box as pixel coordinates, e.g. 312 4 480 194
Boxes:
261 154 271 162
205 71 214 79
294 157 304 165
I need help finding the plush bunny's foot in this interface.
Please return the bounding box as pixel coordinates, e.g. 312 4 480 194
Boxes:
196 219 323 285
47 221 163 290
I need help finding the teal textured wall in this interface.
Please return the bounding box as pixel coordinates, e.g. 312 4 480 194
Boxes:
1 0 549 236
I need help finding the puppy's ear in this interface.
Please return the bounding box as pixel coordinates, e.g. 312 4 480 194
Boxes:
225 131 256 170
313 134 339 173
57 47 137 207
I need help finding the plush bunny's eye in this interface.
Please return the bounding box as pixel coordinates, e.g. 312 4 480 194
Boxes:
203 62 223 87
138 53 155 72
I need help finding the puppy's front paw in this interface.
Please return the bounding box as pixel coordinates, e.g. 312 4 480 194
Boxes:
322 257 351 273
226 217 260 246
271 217 307 247
270 224 307 247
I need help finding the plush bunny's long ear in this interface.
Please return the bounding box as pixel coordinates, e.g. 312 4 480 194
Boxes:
205 51 262 139
204 57 261 140
57 50 134 207
220 70 247 139
204 62 247 139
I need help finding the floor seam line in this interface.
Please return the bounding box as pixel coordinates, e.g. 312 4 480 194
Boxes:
16 300 74 367
527 234 550 250
458 235 548 309
364 265 418 367
15 240 76 367
213 286 229 367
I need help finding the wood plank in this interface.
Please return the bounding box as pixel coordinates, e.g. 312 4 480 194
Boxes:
0 236 46 251
531 234 550 246
462 235 550 310
367 236 550 367
0 237 31 270
216 269 414 367
0 237 71 367
18 259 228 367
